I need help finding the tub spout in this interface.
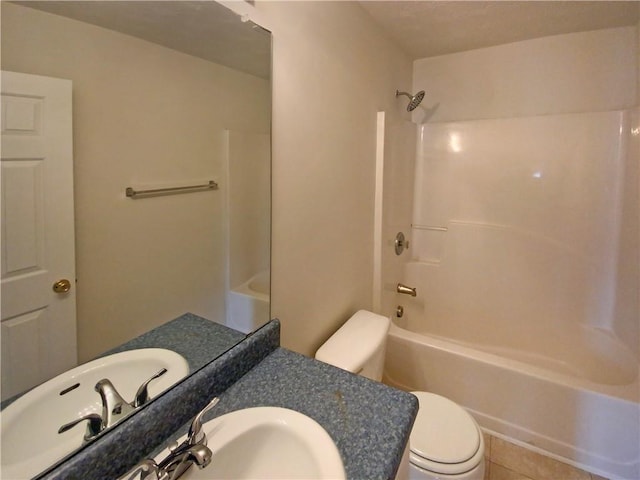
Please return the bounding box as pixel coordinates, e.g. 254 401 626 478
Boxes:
397 283 417 297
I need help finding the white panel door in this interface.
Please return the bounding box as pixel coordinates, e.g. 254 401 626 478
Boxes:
1 71 77 400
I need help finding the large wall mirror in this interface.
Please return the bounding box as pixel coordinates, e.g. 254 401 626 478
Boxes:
1 0 270 475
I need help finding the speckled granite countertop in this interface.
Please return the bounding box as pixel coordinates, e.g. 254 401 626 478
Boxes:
38 319 280 480
103 313 246 374
38 319 418 480
2 313 244 410
170 347 419 480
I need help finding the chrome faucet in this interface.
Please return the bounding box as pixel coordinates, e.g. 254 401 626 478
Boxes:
125 397 219 480
58 368 168 442
156 397 219 479
397 283 417 297
95 378 137 427
124 445 212 480
155 443 213 480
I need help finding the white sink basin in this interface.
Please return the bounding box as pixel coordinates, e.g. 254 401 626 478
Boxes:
161 406 346 479
0 348 188 480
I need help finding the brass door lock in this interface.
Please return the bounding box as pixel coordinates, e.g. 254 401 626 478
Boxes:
52 279 72 294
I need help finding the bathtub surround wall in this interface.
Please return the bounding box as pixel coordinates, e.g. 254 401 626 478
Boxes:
389 25 639 479
409 24 638 356
1 3 270 360
408 110 636 375
615 107 640 355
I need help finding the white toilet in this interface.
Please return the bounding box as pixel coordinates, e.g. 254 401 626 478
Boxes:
315 310 485 480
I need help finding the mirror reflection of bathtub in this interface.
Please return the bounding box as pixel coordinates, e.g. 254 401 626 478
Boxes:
227 271 271 334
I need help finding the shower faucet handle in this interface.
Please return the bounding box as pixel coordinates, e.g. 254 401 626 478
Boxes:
397 283 417 297
395 232 409 255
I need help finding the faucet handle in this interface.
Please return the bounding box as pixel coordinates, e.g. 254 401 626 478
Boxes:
124 459 164 480
151 400 219 480
187 397 220 446
133 368 168 407
58 413 104 441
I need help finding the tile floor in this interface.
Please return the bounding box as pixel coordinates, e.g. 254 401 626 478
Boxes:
482 432 609 480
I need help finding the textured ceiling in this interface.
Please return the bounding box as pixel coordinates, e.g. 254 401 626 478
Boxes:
16 1 640 73
15 1 271 78
359 1 640 59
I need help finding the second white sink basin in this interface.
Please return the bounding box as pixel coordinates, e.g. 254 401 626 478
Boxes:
1 348 188 479
163 406 346 479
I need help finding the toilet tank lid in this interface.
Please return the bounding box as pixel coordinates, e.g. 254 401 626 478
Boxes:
315 310 390 373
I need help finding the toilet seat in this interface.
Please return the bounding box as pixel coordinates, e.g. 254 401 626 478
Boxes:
409 392 484 476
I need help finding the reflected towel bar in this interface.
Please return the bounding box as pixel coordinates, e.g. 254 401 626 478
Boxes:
125 180 218 199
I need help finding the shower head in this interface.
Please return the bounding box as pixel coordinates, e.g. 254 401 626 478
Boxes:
396 90 425 111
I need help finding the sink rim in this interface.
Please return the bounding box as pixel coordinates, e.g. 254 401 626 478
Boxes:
1 347 189 479
160 405 346 480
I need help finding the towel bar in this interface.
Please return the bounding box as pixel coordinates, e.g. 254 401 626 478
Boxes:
125 180 218 199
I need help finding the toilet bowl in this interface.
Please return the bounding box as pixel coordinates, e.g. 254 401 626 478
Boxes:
315 310 485 480
408 392 484 480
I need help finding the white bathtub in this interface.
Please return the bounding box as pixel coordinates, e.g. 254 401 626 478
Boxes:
384 317 640 479
226 271 270 334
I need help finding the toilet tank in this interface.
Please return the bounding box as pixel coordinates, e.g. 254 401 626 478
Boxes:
315 310 390 381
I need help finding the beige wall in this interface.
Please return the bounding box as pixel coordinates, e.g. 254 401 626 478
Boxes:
1 3 270 361
253 1 413 356
3 1 413 359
